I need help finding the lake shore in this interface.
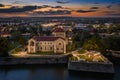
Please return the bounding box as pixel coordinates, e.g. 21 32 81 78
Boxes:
0 53 115 74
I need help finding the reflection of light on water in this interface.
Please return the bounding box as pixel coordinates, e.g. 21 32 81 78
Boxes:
0 64 118 80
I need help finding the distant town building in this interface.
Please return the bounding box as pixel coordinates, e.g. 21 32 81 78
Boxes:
61 26 72 31
74 23 87 30
21 33 31 40
104 23 112 28
93 24 100 29
41 23 57 27
0 32 11 38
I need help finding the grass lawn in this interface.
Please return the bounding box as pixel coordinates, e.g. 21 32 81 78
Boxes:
78 49 87 54
78 54 105 62
12 48 22 54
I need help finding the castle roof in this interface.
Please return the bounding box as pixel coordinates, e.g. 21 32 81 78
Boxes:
33 36 64 41
53 27 65 32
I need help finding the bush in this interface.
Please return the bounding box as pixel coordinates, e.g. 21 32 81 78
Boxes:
70 56 78 61
78 55 85 59
12 48 22 54
83 37 100 51
86 57 93 62
78 49 86 54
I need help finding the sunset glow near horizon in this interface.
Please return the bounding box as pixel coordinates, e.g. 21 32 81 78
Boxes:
0 0 120 17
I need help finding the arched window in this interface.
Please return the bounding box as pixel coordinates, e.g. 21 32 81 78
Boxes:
30 41 34 46
59 43 61 45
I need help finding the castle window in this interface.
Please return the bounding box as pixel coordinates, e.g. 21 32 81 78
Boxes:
59 43 61 45
30 41 34 46
50 47 52 50
45 47 46 50
37 47 39 50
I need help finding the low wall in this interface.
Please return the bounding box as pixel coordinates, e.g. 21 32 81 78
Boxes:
68 61 114 74
0 55 69 65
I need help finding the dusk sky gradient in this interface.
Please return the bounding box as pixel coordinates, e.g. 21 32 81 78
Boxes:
0 0 120 17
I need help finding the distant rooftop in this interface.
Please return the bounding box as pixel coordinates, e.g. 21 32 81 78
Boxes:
0 32 10 35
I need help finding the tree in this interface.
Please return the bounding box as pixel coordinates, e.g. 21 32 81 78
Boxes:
104 35 120 51
18 36 26 46
0 37 9 56
43 29 51 36
83 37 100 51
73 31 92 47
66 42 77 52
11 31 21 41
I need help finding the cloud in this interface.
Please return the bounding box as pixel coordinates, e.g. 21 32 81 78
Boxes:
40 5 63 8
42 5 51 8
52 6 62 8
106 5 112 9
0 4 4 7
36 5 64 9
0 4 70 14
0 6 37 13
102 11 120 16
11 0 39 5
109 13 120 16
90 7 99 9
103 11 115 13
117 3 120 6
76 10 97 13
12 1 25 4
34 10 72 15
93 2 100 4
37 5 51 9
106 13 120 16
56 0 70 4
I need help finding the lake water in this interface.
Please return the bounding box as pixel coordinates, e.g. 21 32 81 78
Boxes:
0 64 120 80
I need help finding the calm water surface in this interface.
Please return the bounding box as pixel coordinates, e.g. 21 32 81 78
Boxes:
0 64 119 80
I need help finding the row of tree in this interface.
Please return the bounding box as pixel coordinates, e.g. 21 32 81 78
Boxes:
72 29 120 53
83 35 120 53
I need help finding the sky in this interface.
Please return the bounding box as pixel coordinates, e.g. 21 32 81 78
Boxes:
0 0 120 17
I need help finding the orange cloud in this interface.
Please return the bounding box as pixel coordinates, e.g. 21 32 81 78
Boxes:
71 11 104 17
0 13 29 17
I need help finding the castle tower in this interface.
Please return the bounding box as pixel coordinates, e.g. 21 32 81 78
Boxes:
52 27 66 38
